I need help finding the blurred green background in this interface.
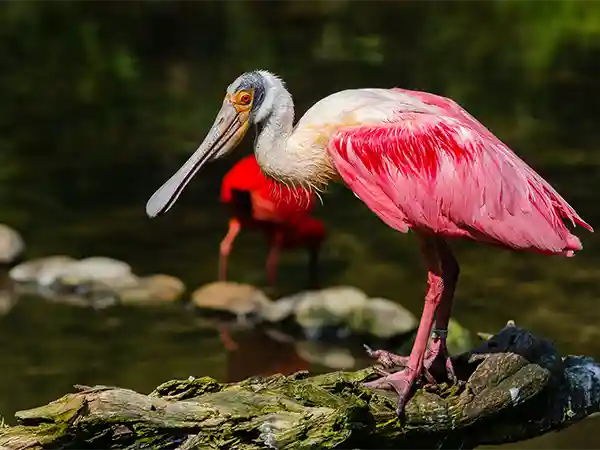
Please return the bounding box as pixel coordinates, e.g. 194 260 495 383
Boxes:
1 1 600 448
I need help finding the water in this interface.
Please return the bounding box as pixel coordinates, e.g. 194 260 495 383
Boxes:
2 1 600 447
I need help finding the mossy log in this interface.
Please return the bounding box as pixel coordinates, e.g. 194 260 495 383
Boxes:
1 322 599 450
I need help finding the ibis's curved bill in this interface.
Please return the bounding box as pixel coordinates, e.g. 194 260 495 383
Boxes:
145 100 250 218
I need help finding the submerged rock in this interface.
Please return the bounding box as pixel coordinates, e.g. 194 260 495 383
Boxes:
41 282 120 309
0 224 24 264
42 273 187 308
191 282 273 322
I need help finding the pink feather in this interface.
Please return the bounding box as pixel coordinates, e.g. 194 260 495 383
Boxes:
329 105 592 257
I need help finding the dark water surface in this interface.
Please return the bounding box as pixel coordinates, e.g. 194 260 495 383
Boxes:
2 2 600 447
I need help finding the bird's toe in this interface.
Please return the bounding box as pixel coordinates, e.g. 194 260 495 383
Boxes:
363 345 409 370
363 366 421 417
445 357 458 384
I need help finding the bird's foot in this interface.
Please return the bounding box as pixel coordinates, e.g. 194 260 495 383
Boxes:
363 338 457 415
364 331 457 388
363 364 421 415
426 332 457 384
363 344 436 386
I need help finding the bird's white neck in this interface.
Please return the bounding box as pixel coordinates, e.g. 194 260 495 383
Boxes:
253 83 299 183
253 74 334 191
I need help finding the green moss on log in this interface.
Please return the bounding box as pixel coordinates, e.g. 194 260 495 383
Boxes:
1 322 599 449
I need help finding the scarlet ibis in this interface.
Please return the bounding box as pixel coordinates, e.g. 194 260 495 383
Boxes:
146 70 592 416
219 154 326 288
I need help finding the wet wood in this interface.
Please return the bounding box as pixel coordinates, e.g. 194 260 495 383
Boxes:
1 322 599 449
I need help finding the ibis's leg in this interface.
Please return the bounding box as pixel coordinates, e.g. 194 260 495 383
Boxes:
218 219 241 281
266 231 283 288
364 236 444 414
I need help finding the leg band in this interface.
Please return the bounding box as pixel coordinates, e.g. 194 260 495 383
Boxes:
432 328 448 339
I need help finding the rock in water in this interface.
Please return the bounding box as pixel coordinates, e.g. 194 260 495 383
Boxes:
54 257 138 289
9 255 186 308
119 274 186 305
260 292 304 323
9 255 76 284
293 286 368 332
0 224 24 264
9 255 137 289
191 282 273 322
288 286 418 340
356 297 417 339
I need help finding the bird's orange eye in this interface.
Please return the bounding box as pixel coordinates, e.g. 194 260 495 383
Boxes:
239 93 252 105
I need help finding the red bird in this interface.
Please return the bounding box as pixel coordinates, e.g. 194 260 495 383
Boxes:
219 154 326 289
146 70 592 416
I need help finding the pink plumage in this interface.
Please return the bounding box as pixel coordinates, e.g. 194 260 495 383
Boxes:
329 90 592 257
323 87 593 414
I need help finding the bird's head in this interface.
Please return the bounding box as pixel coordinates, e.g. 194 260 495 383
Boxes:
145 70 285 218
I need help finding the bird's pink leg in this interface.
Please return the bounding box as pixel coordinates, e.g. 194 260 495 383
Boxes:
365 238 459 382
429 238 459 382
266 231 283 288
363 236 446 415
218 219 241 281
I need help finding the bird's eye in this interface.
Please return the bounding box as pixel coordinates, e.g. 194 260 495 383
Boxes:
239 93 252 105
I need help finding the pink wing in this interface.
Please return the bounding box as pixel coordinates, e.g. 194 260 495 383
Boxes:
328 112 592 256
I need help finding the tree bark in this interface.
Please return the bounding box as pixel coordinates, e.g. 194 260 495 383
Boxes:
1 322 599 450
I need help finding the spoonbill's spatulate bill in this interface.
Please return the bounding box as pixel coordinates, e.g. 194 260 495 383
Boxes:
146 70 593 416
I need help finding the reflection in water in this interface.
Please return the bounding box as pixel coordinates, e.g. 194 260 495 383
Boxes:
223 328 310 383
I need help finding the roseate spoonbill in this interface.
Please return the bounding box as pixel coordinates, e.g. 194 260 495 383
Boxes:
146 70 593 416
219 154 326 288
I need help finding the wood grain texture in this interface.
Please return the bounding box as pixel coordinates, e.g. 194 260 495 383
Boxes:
1 323 599 450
